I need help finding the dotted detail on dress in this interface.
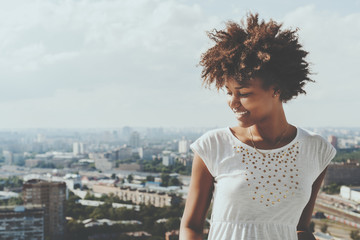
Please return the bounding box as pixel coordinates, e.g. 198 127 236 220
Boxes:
233 142 300 207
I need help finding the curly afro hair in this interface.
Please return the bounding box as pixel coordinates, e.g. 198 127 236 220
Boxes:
199 13 314 102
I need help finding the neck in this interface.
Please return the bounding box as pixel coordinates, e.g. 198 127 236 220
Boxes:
250 105 288 145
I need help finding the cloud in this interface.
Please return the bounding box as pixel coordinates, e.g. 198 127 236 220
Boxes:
0 1 358 128
282 5 360 127
0 0 217 102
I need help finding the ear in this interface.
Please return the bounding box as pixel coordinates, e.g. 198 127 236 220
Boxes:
272 87 280 98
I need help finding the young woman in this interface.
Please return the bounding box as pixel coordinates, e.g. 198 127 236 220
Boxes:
179 13 336 240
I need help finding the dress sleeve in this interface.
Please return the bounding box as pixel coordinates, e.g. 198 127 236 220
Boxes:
190 133 216 177
318 140 337 175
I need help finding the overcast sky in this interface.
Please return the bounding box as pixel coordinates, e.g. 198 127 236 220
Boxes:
0 0 359 129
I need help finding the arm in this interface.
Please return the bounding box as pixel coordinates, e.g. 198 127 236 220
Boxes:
296 167 328 240
179 153 214 240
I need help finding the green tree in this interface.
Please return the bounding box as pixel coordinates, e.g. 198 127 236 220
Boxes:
351 230 360 240
165 217 181 231
168 177 181 186
320 223 328 233
161 173 170 187
8 196 23 205
84 192 95 200
146 175 155 182
66 220 88 240
127 174 133 183
333 149 360 163
322 183 341 194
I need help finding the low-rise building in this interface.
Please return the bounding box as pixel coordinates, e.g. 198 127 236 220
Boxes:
324 160 360 186
340 186 360 203
92 184 181 207
0 205 44 240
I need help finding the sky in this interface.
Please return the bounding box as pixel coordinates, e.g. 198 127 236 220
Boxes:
0 0 359 129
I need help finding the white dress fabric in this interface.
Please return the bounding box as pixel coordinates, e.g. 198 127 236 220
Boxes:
190 126 336 240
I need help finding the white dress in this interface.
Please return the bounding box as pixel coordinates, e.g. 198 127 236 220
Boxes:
190 126 336 240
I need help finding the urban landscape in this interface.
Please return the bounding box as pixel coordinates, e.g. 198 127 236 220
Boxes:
0 126 359 240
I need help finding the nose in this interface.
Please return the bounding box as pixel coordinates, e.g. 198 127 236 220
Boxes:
227 93 241 109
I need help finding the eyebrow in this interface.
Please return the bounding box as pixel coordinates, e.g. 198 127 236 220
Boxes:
225 86 248 89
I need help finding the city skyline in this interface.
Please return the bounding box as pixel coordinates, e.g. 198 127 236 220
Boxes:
0 0 359 129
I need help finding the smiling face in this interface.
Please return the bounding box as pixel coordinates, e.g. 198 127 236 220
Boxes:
225 77 280 128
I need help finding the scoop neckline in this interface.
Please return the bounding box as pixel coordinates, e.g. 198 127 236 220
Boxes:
226 125 300 153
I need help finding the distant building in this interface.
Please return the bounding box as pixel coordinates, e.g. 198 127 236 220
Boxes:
94 158 114 171
92 184 182 207
73 142 86 155
0 205 45 240
2 150 13 165
178 137 190 154
129 131 140 148
340 186 360 203
117 163 142 171
25 159 41 168
162 151 175 166
122 126 132 140
142 147 162 160
119 146 133 159
36 134 46 143
327 135 338 149
134 147 143 159
324 160 360 186
146 128 164 139
23 180 66 240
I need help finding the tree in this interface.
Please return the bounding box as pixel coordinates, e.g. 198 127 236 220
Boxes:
351 230 360 240
320 223 328 233
146 175 155 182
165 217 181 231
127 174 133 183
66 220 88 240
84 192 95 200
322 183 341 194
161 173 170 187
168 177 181 186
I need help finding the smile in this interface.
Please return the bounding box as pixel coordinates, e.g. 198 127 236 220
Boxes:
233 109 249 116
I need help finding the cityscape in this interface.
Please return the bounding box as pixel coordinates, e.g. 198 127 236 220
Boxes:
0 126 359 240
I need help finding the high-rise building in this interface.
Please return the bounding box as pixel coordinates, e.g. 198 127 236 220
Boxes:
0 205 45 240
23 180 66 240
178 137 190 154
122 126 132 140
129 131 140 148
2 150 13 165
73 142 86 155
162 151 175 166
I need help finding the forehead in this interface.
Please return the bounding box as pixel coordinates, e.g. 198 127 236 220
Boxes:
224 77 263 89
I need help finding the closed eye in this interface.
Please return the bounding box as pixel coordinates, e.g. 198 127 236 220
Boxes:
238 92 251 97
226 91 251 97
